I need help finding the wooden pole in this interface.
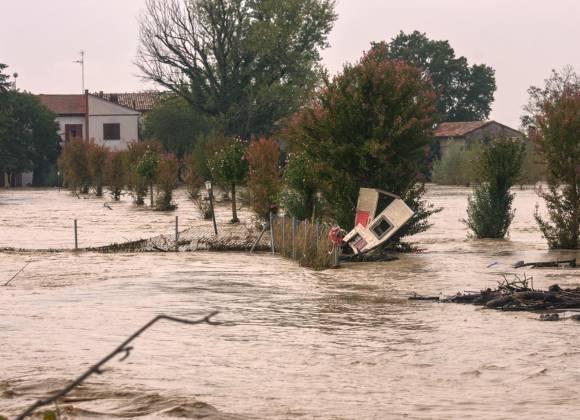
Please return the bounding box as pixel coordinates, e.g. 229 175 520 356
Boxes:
175 216 179 251
291 217 296 259
281 215 286 257
74 219 78 250
209 186 218 236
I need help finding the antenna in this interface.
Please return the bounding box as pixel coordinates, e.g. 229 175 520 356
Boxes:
73 50 85 93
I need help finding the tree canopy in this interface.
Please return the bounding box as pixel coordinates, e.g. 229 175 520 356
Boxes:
137 0 336 138
0 86 61 184
0 63 13 93
372 31 496 122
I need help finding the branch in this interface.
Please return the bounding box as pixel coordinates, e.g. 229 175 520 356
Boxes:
16 311 221 420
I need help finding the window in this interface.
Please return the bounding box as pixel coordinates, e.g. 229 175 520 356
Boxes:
64 124 83 142
103 123 121 140
370 217 394 239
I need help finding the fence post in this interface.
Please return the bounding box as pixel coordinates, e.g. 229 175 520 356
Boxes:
175 216 179 251
269 212 275 254
281 215 286 257
74 219 78 250
315 221 320 251
291 217 296 259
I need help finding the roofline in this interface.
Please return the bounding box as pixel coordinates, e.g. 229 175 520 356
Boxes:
433 120 523 138
88 94 141 115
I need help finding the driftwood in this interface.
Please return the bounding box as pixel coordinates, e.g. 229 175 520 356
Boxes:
513 259 577 269
411 274 580 313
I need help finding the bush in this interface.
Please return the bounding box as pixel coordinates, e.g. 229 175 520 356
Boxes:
279 151 322 220
58 138 90 193
87 141 108 196
464 138 525 238
246 138 281 219
156 153 179 211
136 147 160 207
208 138 248 223
527 68 580 248
105 150 127 200
126 140 163 205
431 142 481 185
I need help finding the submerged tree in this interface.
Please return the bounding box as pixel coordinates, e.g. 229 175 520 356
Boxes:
208 138 248 223
464 138 525 239
524 67 580 249
136 0 336 138
156 153 179 210
246 137 281 219
136 147 160 207
87 142 109 196
285 45 440 245
373 31 496 122
58 139 90 193
105 150 127 201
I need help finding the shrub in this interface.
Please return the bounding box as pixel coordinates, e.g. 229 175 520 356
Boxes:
87 141 108 196
104 150 127 200
246 138 281 219
58 138 90 193
279 151 322 220
156 153 179 211
526 68 580 248
464 138 525 238
208 138 248 223
183 152 204 198
136 147 160 207
283 45 440 246
126 140 163 205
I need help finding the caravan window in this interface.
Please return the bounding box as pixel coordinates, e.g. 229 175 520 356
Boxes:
370 217 394 239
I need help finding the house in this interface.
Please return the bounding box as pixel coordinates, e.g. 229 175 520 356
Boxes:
91 91 163 114
433 120 524 156
38 90 140 150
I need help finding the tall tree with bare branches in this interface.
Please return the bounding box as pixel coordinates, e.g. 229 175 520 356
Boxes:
137 0 336 139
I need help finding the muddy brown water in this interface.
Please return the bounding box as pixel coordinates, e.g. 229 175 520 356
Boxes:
1 186 579 419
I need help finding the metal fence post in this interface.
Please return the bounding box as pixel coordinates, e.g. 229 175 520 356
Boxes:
74 219 78 250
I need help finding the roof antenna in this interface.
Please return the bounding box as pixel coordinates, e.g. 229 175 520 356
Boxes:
73 51 85 93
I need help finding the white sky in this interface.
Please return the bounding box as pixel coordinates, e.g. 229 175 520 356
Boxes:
1 0 579 128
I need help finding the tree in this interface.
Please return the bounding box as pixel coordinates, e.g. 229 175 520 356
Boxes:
142 95 210 158
58 139 90 193
372 31 496 122
279 151 321 220
87 142 109 196
464 138 525 238
137 0 336 138
0 90 60 185
0 64 13 93
208 138 248 223
104 150 127 201
156 153 179 210
126 140 164 205
246 137 281 219
136 147 160 207
524 67 580 249
285 46 440 244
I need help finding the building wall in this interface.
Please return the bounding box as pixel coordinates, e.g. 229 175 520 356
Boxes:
87 96 139 151
438 122 524 156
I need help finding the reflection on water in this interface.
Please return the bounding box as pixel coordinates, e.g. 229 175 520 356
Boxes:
1 186 579 419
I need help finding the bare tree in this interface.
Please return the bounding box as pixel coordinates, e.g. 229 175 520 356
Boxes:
136 0 336 138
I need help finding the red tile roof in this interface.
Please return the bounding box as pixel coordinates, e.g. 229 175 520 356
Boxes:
38 94 86 115
92 91 164 112
433 121 491 138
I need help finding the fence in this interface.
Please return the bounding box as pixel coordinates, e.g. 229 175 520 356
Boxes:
268 215 339 270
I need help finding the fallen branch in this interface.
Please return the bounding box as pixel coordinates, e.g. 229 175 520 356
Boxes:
16 311 221 420
3 262 31 286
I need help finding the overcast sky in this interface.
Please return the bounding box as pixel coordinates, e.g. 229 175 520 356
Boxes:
1 0 579 128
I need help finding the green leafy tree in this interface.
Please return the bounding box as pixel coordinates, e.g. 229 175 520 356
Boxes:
285 46 440 246
208 138 248 223
279 151 321 220
126 140 163 205
142 95 210 158
525 68 580 248
137 0 336 138
0 89 60 186
464 138 525 238
373 31 496 122
0 63 13 93
136 147 160 207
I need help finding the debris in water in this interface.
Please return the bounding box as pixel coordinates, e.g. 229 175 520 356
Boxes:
512 259 577 269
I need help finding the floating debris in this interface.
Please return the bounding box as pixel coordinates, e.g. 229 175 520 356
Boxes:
513 259 577 269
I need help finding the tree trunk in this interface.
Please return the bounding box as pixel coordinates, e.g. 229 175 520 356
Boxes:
231 182 239 223
150 182 154 207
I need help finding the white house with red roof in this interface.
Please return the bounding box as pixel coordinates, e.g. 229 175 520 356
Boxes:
38 90 140 150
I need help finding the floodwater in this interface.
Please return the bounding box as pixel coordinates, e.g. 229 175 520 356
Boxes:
1 186 579 419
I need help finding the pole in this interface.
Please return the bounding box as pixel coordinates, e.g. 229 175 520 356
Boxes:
291 217 296 259
281 215 286 257
209 186 218 236
269 212 275 254
175 216 179 251
74 219 78 250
